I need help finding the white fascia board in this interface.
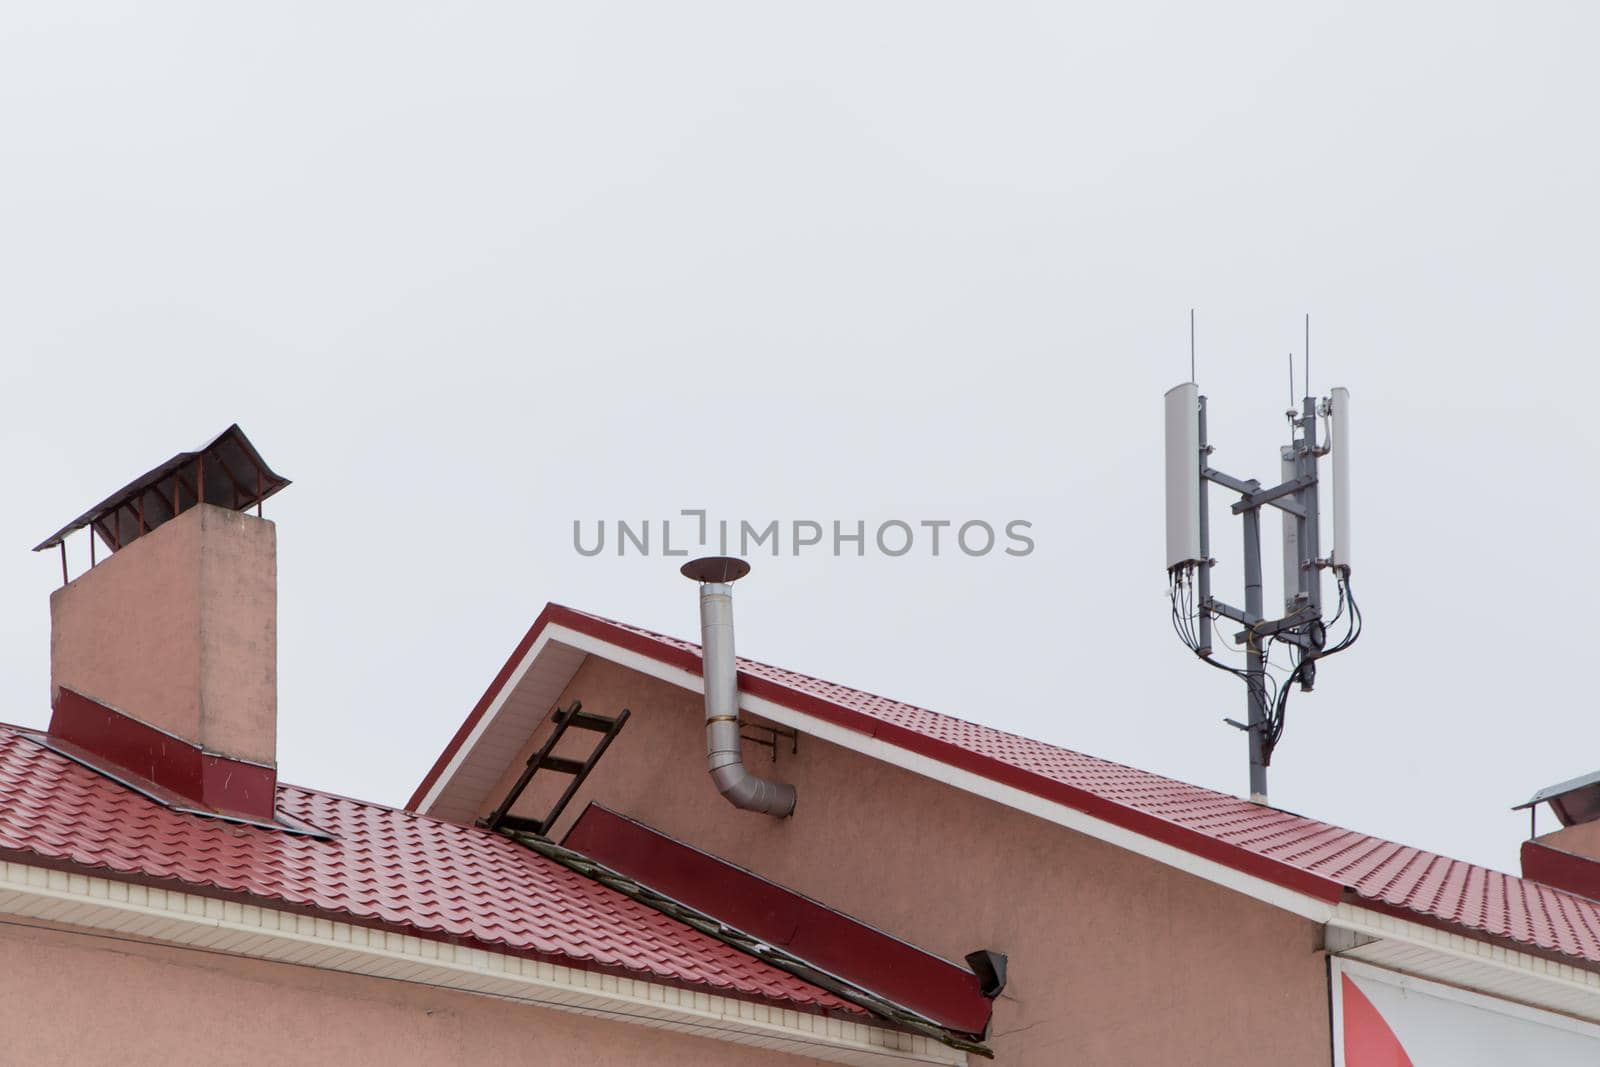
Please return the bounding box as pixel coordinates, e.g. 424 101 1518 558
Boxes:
1327 903 1600 1018
534 625 1339 925
1334 957 1600 1040
416 627 560 814
0 860 965 1067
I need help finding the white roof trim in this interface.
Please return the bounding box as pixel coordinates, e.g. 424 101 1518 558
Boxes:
1328 903 1600 1025
1333 957 1600 1041
417 626 561 816
0 859 965 1067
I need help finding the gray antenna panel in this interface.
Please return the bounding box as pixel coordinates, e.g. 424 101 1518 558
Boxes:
1164 383 1202 569
1280 445 1299 613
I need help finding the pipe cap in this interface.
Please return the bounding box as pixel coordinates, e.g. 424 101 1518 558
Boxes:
680 556 751 583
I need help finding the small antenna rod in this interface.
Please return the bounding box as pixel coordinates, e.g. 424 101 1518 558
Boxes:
1304 313 1310 398
1190 308 1196 383
1288 353 1294 408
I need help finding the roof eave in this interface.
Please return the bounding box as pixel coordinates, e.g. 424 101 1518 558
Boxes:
0 840 868 1023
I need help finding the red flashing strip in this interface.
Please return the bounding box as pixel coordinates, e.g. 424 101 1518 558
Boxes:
1521 840 1600 904
49 688 277 822
564 804 993 1035
410 605 1347 906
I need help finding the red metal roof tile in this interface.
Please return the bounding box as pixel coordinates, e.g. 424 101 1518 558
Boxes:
416 604 1600 970
0 723 860 1018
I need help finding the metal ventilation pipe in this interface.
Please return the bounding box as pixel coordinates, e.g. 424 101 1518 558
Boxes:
681 557 796 817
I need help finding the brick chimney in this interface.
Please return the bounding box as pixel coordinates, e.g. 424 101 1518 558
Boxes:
34 426 290 823
1516 772 1600 902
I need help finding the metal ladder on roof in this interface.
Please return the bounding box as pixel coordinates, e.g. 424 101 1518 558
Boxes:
480 700 631 838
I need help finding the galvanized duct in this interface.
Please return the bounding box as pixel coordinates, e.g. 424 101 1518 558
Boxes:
682 557 796 817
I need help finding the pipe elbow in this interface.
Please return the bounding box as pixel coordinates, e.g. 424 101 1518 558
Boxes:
712 762 797 818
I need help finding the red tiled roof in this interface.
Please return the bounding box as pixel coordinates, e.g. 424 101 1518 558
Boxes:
0 722 860 1017
413 604 1600 971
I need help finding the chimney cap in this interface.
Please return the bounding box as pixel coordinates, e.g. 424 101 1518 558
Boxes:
680 556 750 584
34 424 290 554
1513 768 1600 827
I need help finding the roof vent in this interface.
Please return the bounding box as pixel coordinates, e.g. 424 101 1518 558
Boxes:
681 556 796 817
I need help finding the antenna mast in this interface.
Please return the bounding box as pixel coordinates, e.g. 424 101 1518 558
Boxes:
1163 316 1361 804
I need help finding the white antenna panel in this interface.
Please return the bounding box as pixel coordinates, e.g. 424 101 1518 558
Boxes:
1164 382 1202 569
1329 387 1351 571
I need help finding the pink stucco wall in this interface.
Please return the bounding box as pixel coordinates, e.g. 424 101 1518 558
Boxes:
0 918 828 1067
50 504 277 766
479 656 1334 1066
1538 819 1600 862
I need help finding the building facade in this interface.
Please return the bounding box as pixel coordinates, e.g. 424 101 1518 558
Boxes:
3 428 1598 1065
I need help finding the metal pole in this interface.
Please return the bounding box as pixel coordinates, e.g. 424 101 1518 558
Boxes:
1196 396 1212 656
1295 395 1322 693
1242 503 1268 803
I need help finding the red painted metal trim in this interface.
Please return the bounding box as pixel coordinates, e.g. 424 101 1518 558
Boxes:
1521 840 1600 904
0 843 866 1024
412 605 1345 904
564 804 993 1035
48 688 277 822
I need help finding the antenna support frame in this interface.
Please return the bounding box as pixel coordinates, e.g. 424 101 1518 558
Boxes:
1173 391 1354 804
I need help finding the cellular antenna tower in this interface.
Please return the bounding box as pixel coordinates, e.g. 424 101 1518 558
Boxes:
1164 316 1360 804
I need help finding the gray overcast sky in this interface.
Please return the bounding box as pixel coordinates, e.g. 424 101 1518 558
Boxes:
3 3 1597 873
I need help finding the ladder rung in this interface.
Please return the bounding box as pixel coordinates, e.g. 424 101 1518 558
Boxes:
537 755 587 775
565 711 621 733
485 703 631 837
